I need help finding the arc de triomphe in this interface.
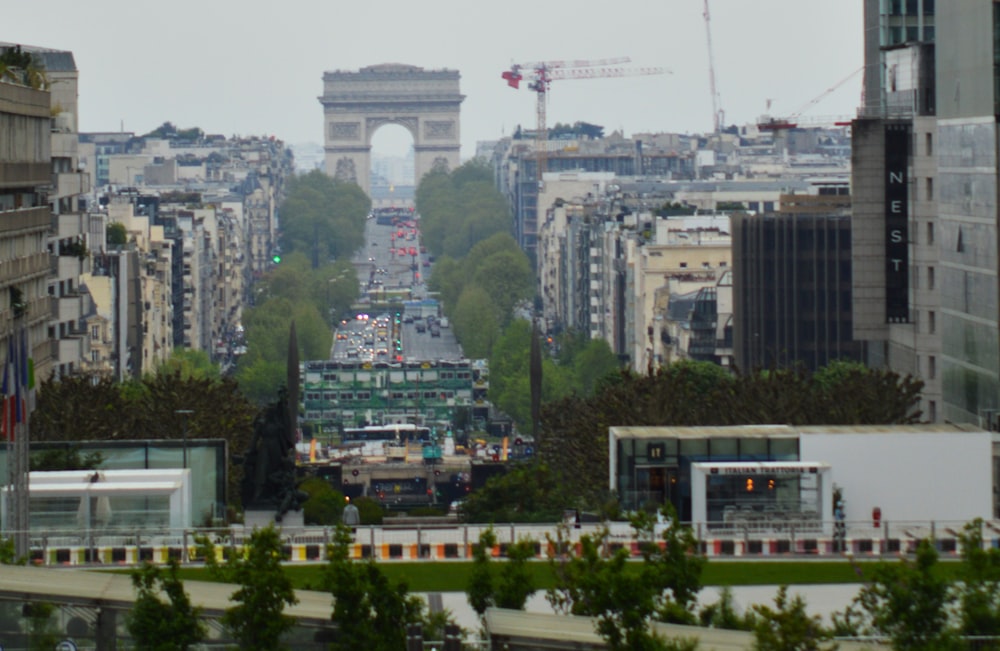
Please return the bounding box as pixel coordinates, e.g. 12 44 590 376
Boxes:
319 64 464 196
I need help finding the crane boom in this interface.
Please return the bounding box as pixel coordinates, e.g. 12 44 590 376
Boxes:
758 66 863 131
502 57 669 181
703 0 723 133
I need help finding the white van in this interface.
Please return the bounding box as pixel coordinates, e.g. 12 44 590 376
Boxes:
440 317 450 328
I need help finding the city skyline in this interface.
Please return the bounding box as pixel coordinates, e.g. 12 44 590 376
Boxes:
8 0 862 158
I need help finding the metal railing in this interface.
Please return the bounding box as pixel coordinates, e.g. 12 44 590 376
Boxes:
5 516 997 566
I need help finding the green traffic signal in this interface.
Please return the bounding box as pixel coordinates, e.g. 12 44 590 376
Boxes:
272 254 281 264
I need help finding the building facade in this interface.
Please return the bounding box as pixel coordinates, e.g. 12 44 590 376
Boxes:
734 207 861 372
0 75 53 383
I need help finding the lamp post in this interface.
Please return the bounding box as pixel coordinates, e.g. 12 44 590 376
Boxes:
175 409 193 468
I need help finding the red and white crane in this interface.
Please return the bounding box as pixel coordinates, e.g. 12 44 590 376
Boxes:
502 57 668 180
757 66 863 131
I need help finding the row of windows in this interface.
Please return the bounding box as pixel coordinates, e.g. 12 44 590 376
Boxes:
304 390 456 401
318 371 472 382
888 0 934 17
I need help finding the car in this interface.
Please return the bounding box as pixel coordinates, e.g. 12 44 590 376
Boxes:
403 314 413 324
415 322 426 333
430 324 441 337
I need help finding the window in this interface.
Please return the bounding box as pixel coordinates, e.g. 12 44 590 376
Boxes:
91 325 99 339
928 310 936 334
929 400 937 422
679 262 688 269
929 355 937 379
925 132 933 156
927 222 934 245
926 177 934 201
928 266 935 290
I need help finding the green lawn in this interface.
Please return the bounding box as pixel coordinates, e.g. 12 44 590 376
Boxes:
170 558 961 593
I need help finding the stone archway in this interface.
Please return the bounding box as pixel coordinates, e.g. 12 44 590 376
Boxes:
319 64 464 197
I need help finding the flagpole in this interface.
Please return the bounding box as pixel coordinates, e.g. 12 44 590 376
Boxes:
11 318 29 559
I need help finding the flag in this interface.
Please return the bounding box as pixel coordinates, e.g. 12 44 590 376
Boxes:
13 332 23 426
20 327 33 413
1 337 15 441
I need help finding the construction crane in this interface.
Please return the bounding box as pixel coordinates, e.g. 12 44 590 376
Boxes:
757 66 863 131
703 0 724 134
502 57 668 181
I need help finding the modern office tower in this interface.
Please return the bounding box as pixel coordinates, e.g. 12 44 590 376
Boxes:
850 1 997 424
733 208 862 373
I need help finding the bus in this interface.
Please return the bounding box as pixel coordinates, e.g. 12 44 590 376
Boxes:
341 424 432 444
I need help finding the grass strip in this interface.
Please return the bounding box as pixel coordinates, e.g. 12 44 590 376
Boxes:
168 558 960 593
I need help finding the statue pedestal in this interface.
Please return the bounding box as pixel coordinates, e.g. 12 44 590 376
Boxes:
243 508 304 529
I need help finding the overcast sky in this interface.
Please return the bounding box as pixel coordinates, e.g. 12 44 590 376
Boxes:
8 0 863 160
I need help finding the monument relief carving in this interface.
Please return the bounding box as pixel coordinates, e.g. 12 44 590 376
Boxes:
424 120 455 139
334 157 357 183
329 121 360 140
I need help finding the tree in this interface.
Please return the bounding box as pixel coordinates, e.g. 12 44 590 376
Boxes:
751 586 834 651
466 527 498 620
299 478 344 526
201 524 299 650
466 527 537 622
324 525 424 650
107 222 128 246
847 539 958 650
460 462 569 524
954 519 1000 637
278 170 369 265
127 561 206 651
546 524 690 651
451 285 501 359
542 508 704 650
29 446 103 472
538 361 923 507
633 506 705 625
154 348 219 381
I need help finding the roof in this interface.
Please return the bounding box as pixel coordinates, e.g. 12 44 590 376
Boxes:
609 423 986 440
0 42 77 71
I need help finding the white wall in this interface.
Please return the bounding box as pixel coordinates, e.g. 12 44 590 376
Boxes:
800 431 993 526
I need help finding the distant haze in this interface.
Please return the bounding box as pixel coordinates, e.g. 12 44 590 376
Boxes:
8 0 863 159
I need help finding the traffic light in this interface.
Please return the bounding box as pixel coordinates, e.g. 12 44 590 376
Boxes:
272 254 281 264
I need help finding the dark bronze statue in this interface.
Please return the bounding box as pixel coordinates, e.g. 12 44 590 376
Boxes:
240 322 307 522
241 387 307 521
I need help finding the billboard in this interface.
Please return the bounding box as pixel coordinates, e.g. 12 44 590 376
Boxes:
885 123 910 322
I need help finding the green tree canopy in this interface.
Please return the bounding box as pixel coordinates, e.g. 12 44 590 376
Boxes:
416 160 512 260
324 525 424 650
32 372 256 515
127 561 206 651
539 361 922 506
200 525 299 650
279 170 370 266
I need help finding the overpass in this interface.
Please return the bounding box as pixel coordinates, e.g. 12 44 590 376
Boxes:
0 564 335 650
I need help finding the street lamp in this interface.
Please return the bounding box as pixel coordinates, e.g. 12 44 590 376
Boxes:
175 409 194 469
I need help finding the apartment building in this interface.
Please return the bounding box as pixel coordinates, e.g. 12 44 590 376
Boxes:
0 74 52 383
24 45 93 380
